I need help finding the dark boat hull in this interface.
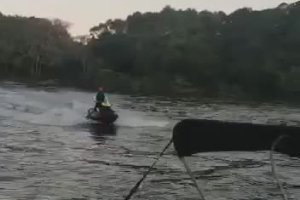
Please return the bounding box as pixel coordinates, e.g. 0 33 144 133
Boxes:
86 108 118 124
173 119 300 158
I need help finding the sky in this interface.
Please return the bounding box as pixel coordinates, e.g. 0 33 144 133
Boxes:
0 0 297 36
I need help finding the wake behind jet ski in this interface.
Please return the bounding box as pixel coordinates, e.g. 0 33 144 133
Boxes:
86 87 118 124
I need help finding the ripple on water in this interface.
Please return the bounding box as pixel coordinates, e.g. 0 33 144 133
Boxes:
0 85 300 199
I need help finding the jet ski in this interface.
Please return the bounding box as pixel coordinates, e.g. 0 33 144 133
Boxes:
86 102 118 124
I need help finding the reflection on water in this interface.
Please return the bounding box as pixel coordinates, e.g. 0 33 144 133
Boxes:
88 123 117 143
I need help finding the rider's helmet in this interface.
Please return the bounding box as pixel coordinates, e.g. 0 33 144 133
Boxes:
98 87 104 92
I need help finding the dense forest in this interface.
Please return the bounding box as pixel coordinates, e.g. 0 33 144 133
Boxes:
1 2 300 100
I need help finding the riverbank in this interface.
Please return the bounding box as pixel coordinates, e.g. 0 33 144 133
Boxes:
2 79 300 108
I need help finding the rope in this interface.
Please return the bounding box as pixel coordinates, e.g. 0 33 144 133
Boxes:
270 135 288 200
180 157 207 200
124 134 290 200
123 138 173 200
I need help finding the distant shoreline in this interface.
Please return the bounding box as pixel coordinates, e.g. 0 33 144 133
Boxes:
2 79 300 108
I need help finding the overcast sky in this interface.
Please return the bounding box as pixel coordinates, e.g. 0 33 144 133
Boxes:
0 0 297 36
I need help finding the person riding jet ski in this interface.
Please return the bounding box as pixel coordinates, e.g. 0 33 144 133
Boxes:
94 87 106 111
87 87 118 124
94 86 112 110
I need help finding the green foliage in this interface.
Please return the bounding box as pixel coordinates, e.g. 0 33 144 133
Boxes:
0 15 81 81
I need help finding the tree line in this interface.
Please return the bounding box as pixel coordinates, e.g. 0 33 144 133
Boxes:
1 2 300 100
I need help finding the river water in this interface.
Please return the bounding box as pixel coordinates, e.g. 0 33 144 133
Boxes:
0 82 299 200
